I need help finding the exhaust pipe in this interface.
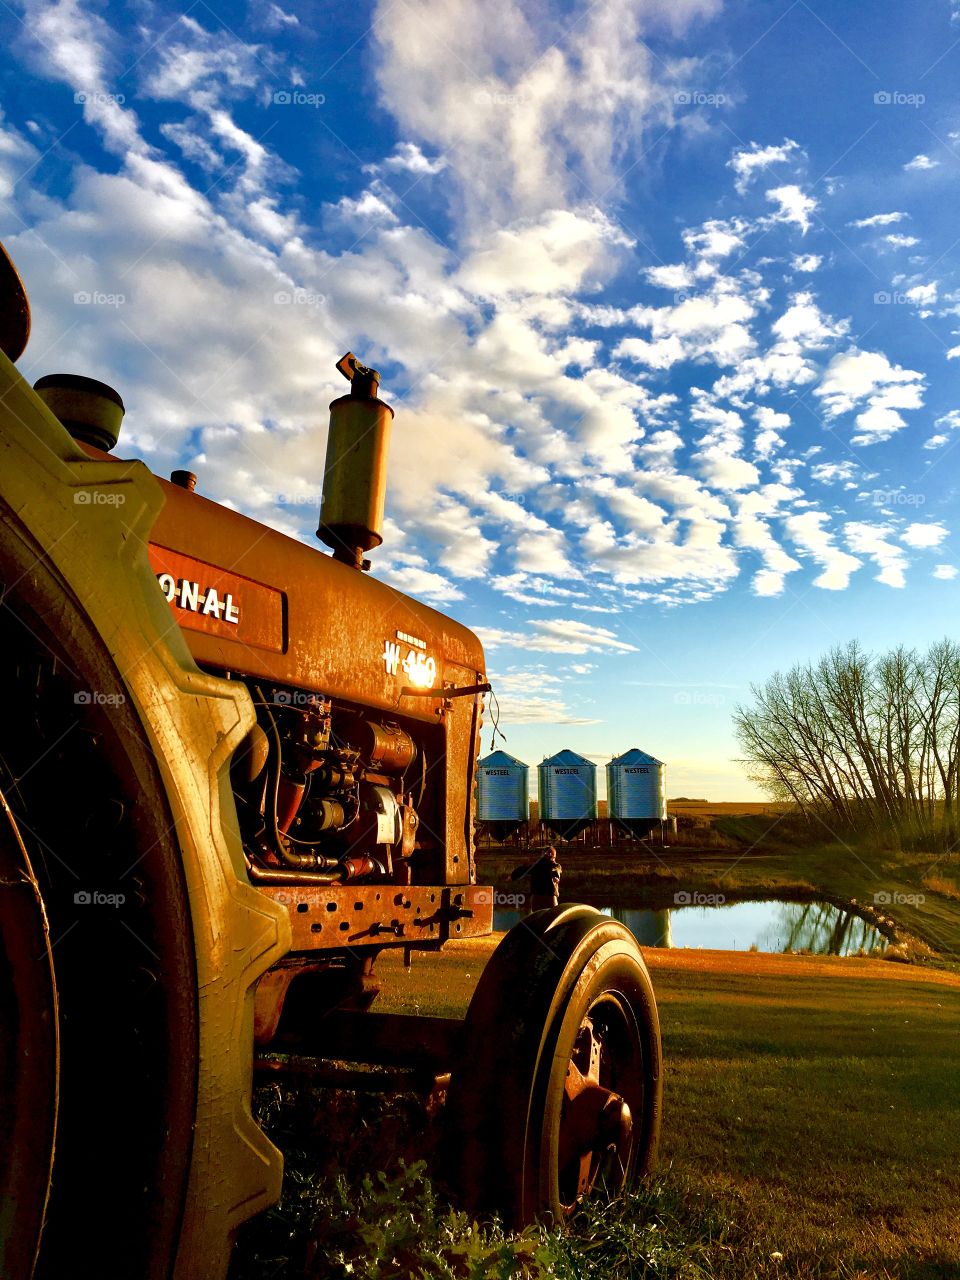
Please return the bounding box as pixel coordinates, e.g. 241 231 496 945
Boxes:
317 353 393 571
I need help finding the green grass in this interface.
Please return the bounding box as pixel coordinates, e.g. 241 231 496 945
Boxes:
233 835 960 1279
655 964 960 1277
370 944 960 1279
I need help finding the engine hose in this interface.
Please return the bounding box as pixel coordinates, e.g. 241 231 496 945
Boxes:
253 685 323 871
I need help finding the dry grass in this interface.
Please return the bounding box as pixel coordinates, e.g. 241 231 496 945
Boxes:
921 872 960 901
667 799 793 819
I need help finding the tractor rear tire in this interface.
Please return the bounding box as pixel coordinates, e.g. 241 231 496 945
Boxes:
0 346 291 1279
0 522 200 1280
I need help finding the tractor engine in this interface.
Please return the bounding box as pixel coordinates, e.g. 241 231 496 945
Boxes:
232 690 423 884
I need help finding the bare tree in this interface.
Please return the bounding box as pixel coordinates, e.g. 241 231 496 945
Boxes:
734 640 960 848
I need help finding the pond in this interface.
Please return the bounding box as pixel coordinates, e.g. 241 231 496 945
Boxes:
492 899 888 956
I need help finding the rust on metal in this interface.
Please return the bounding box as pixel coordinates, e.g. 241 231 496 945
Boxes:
256 882 493 951
274 1009 465 1070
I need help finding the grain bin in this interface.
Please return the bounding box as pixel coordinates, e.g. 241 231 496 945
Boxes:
607 748 666 840
538 748 597 840
477 750 529 842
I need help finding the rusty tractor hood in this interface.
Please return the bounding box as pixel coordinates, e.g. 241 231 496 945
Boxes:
143 471 485 716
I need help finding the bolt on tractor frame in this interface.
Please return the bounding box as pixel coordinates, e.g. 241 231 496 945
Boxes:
0 240 662 1280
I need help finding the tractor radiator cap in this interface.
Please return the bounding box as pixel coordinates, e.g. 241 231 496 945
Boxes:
33 373 125 452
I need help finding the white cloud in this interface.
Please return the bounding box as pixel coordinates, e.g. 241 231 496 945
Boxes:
695 446 760 491
19 0 146 156
754 405 791 458
615 278 757 370
771 291 848 346
373 0 720 227
0 114 39 199
844 521 908 588
765 184 816 233
644 263 695 290
901 522 948 549
258 3 300 30
904 154 939 171
681 217 748 263
849 212 908 228
326 187 399 229
378 142 447 175
934 564 958 579
728 139 800 193
486 668 600 724
2 0 941 623
377 557 465 602
815 348 924 445
904 282 938 308
784 511 861 589
477 618 638 654
459 208 630 299
883 234 920 248
752 568 788 595
810 460 859 485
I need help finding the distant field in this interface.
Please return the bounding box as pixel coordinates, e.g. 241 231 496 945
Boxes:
667 798 792 818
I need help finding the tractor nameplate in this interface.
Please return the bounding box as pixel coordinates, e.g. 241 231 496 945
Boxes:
149 544 285 653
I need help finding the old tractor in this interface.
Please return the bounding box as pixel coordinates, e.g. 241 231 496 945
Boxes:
0 239 662 1279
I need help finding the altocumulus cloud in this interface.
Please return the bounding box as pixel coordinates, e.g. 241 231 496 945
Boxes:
0 0 954 736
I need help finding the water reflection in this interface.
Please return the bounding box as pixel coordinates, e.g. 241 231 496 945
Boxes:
493 900 887 956
757 901 887 956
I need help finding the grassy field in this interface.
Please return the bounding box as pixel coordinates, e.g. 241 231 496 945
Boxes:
235 819 960 1279
375 940 960 1279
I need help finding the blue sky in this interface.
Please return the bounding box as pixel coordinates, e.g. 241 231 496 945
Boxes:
1 0 958 798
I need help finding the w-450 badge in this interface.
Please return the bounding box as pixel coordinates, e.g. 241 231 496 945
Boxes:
382 638 437 688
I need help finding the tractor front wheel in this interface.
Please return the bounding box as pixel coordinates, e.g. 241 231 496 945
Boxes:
444 905 662 1226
